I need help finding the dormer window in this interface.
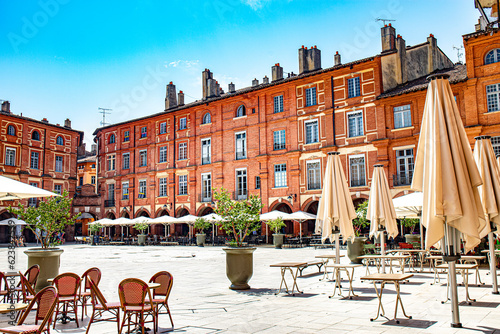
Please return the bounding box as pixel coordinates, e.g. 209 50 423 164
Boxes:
202 113 211 124
56 136 64 145
486 49 500 65
109 134 115 144
236 105 246 117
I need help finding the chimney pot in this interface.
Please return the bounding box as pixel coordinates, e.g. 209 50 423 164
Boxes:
301 45 304 48
64 118 71 129
389 23 392 26
384 24 387 27
263 76 269 84
334 51 341 66
299 45 321 74
165 82 177 109
228 82 236 93
272 63 284 82
252 78 259 86
178 90 185 106
1 101 10 113
381 24 396 52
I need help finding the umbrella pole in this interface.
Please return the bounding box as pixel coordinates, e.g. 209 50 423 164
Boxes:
300 221 302 245
266 223 268 244
212 223 215 246
420 220 424 250
381 230 386 273
335 234 340 264
444 221 461 328
488 231 499 294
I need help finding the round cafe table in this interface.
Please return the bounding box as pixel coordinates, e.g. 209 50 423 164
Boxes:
0 303 28 313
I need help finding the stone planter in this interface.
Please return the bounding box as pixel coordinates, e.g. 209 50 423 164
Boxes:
137 234 146 246
196 233 206 247
24 248 64 292
273 234 284 249
223 247 256 290
405 234 420 244
347 237 367 264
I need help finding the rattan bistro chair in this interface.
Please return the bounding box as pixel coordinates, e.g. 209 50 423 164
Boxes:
118 278 157 334
148 271 174 328
14 265 40 302
0 286 58 334
52 273 81 329
19 273 36 304
85 280 120 334
0 272 11 302
79 267 101 320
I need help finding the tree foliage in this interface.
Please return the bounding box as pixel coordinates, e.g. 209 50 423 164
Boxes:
133 221 149 233
212 188 263 247
9 190 80 248
353 200 369 237
267 217 286 234
194 217 213 232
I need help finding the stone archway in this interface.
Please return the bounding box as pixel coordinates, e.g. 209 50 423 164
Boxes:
273 203 293 234
0 210 15 243
305 200 319 236
175 208 190 236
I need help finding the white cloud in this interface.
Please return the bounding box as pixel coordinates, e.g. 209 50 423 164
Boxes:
241 0 266 10
164 60 200 69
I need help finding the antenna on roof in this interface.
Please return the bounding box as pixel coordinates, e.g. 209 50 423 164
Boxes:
453 45 464 64
376 18 396 25
98 107 112 127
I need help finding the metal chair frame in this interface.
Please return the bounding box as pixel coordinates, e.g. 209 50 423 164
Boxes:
149 271 174 328
52 273 81 329
85 280 120 334
118 278 157 334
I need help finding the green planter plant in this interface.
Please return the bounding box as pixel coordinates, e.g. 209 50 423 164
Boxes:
88 222 103 245
194 217 212 246
9 190 80 290
133 221 149 246
402 218 420 243
267 217 286 249
213 188 263 290
348 200 369 264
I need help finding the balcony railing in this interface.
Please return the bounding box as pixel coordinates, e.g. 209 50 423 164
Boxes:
307 182 321 190
235 151 246 160
202 156 211 165
350 178 366 187
122 194 129 200
393 172 413 187
199 194 212 203
274 143 286 150
104 199 115 207
233 189 248 200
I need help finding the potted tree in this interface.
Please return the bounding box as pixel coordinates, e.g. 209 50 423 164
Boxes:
267 217 286 249
348 200 369 264
88 222 103 245
9 190 80 291
402 218 420 243
133 221 149 246
194 217 212 246
213 188 262 290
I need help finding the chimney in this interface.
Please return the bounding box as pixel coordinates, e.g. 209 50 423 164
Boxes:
298 45 321 74
91 144 97 155
228 82 235 93
262 76 269 84
215 81 221 97
395 34 407 84
272 63 283 82
202 69 214 99
252 78 259 87
178 90 184 106
427 33 438 74
1 101 10 113
334 51 341 66
381 24 396 52
207 78 217 97
64 118 71 129
165 81 177 110
42 118 48 123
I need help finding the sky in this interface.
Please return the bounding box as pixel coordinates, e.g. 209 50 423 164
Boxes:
0 0 480 148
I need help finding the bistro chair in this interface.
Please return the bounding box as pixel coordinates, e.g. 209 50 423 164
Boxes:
118 278 157 334
85 280 120 334
79 267 101 320
0 272 11 302
148 271 174 328
52 273 81 329
18 272 36 304
15 265 40 302
0 286 58 334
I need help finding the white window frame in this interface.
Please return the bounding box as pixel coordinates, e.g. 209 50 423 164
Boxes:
91 176 96 185
138 179 147 198
178 142 187 160
56 136 64 146
487 83 500 112
108 184 115 201
139 150 147 167
5 147 15 166
202 113 211 124
235 168 248 200
30 151 39 169
178 175 188 195
274 164 287 188
236 105 246 118
347 110 364 137
54 184 62 195
55 156 63 172
305 87 317 106
28 183 38 207
305 119 319 144
159 146 167 163
201 138 211 165
306 159 321 190
486 49 500 65
159 122 167 134
123 153 130 169
394 104 412 129
274 95 284 113
201 173 212 202
140 126 147 138
123 130 130 142
122 181 129 199
7 125 15 136
235 131 247 160
349 154 366 187
273 130 286 150
107 154 115 171
348 77 361 98
159 177 167 197
179 117 187 130
395 148 414 186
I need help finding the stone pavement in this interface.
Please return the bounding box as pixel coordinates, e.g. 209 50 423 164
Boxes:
1 244 500 333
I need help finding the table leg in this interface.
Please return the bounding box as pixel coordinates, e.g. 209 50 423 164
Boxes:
347 268 358 299
370 281 386 322
473 261 484 286
329 267 342 298
463 269 476 305
275 267 289 295
394 281 412 324
320 259 330 281
289 267 303 295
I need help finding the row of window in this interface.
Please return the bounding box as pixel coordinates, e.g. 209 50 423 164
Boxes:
6 126 65 145
4 148 65 171
79 176 96 186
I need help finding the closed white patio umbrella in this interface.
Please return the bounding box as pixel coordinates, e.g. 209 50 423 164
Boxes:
0 175 60 200
412 74 486 327
367 164 399 272
315 152 356 263
473 136 500 294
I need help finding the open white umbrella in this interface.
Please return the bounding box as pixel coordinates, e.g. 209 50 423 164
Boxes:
150 215 179 237
0 175 60 200
288 211 316 245
202 213 224 246
473 136 500 294
175 214 198 242
0 218 27 226
315 152 356 263
367 164 399 272
392 192 425 248
260 210 292 244
412 74 486 327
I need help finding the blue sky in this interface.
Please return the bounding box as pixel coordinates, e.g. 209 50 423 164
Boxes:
0 0 479 147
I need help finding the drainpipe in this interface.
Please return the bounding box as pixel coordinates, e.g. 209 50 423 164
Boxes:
331 76 336 146
132 125 136 218
172 116 176 218
42 128 47 189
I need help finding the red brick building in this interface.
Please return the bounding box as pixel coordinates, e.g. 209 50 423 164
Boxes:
93 24 469 237
0 102 83 241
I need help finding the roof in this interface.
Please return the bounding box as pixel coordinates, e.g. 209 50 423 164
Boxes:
463 28 500 40
77 155 96 163
0 111 84 136
93 55 377 135
377 64 467 100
